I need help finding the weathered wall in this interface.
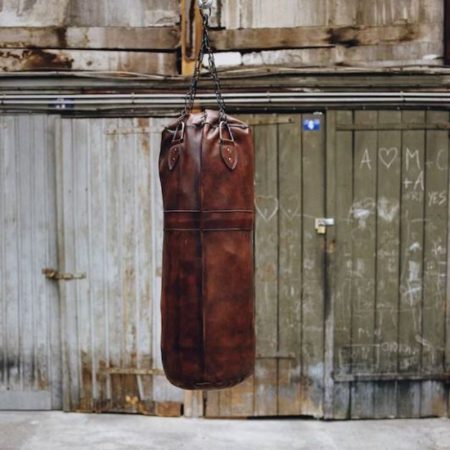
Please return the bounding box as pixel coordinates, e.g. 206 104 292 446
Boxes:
208 0 444 69
0 1 445 82
0 0 179 28
0 0 180 74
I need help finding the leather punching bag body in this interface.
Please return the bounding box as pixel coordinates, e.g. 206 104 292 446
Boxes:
159 111 255 390
158 6 255 390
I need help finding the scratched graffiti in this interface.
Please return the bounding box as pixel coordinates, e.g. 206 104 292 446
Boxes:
336 140 449 374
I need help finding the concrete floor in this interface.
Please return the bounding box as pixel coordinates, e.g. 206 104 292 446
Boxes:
0 412 449 450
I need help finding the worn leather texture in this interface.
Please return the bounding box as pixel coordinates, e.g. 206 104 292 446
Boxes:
159 110 255 390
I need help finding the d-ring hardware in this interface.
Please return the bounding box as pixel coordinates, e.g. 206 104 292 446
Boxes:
171 121 185 144
219 121 235 144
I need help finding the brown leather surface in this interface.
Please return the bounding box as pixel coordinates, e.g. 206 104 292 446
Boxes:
159 110 255 390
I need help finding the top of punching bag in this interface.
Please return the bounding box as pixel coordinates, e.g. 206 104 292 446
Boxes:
164 110 249 132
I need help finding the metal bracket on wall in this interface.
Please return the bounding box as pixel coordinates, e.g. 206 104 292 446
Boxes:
42 268 87 281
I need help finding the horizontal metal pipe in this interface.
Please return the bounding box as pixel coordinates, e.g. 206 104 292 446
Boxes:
1 92 450 100
0 92 448 111
0 98 448 105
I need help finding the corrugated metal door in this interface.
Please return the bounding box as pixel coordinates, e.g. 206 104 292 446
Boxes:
58 118 183 414
0 115 62 410
327 110 450 419
206 114 327 418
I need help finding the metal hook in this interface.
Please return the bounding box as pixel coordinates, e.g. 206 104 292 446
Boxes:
198 0 213 9
198 0 212 17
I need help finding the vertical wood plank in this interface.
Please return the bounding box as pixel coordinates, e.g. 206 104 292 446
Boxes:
218 388 233 417
445 111 450 417
397 110 426 418
254 122 279 416
300 113 325 417
46 116 63 410
135 118 155 409
332 110 353 419
62 119 82 411
373 110 402 418
1 116 6 391
230 375 255 417
107 118 124 410
18 116 33 393
183 391 204 418
324 110 336 419
88 118 107 410
350 110 377 419
277 116 303 415
120 118 139 411
74 119 94 412
421 110 449 417
205 390 220 417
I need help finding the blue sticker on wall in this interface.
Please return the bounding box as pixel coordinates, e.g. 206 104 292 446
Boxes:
303 119 321 131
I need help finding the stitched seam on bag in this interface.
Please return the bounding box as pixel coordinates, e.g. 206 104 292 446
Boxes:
200 118 207 381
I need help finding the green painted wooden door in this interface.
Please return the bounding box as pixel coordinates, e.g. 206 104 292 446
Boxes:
205 110 450 420
206 114 327 418
327 110 450 419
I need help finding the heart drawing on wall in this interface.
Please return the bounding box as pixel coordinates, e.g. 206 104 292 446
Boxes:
255 195 279 222
379 147 398 169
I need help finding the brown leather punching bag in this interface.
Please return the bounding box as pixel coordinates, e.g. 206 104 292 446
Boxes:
159 7 255 390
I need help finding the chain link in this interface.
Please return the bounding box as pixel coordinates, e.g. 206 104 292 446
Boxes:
181 11 227 123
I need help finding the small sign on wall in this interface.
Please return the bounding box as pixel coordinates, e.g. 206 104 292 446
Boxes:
303 118 321 131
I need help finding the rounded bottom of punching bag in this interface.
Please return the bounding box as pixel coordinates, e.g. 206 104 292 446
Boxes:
161 343 255 391
162 366 254 391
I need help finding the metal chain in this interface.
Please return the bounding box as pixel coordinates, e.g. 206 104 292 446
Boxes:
181 11 227 123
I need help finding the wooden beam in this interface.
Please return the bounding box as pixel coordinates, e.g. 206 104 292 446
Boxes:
0 49 177 75
0 27 180 50
181 0 203 76
209 23 434 51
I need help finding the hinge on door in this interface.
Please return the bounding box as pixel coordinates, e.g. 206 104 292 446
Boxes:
42 268 87 281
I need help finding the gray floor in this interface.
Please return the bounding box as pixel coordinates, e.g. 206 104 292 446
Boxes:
0 412 449 450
